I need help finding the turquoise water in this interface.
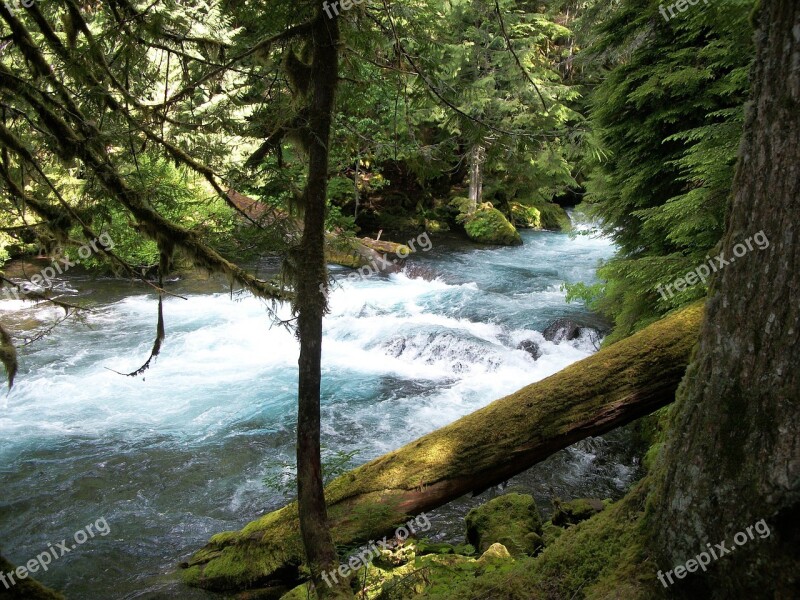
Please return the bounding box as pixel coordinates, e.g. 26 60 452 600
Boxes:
0 228 620 598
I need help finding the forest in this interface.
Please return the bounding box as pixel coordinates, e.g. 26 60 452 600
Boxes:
0 0 797 599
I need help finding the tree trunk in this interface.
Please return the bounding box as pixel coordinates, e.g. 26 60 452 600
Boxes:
649 1 800 597
467 144 485 212
182 303 702 593
294 10 350 599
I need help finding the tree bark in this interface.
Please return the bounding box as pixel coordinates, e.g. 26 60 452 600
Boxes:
294 9 350 599
182 303 702 593
467 144 485 212
649 1 800 597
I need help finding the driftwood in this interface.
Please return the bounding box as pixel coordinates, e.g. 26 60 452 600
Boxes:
182 303 704 593
227 189 409 270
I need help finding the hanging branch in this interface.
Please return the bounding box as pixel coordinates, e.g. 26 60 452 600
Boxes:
105 252 168 378
0 66 290 306
493 0 548 111
21 3 269 229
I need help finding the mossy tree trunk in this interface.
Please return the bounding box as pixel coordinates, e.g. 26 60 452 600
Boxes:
648 1 800 596
182 304 702 594
293 8 351 599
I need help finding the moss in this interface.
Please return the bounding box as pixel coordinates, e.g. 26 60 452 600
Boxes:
509 198 572 231
536 201 572 231
551 498 606 527
508 202 542 229
448 196 473 215
280 582 314 599
465 493 543 556
541 521 563 547
463 207 522 246
423 481 661 600
414 541 456 555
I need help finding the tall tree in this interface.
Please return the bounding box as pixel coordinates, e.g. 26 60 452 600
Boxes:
292 7 351 598
648 0 800 596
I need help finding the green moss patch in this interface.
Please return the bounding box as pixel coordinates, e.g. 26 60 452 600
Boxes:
463 207 522 246
465 493 543 556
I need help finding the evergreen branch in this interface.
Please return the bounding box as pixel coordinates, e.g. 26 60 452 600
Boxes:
149 20 316 109
376 1 554 142
493 0 548 111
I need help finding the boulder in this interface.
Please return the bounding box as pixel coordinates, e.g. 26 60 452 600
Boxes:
465 493 543 556
463 207 522 246
476 542 512 564
551 498 607 527
517 339 542 360
508 202 542 229
542 318 583 343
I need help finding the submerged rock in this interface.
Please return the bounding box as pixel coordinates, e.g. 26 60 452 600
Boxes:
517 339 542 360
542 318 583 343
465 493 543 556
551 498 607 527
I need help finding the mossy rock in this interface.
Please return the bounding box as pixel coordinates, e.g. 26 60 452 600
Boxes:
476 542 511 562
427 481 657 600
424 219 450 233
508 202 542 229
351 553 477 600
541 521 564 547
511 198 572 232
465 493 543 556
552 498 606 527
523 532 545 556
536 201 572 231
463 207 522 246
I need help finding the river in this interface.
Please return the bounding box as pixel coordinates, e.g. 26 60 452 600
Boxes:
0 227 633 599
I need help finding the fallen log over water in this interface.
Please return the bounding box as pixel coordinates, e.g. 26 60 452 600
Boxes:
182 303 704 593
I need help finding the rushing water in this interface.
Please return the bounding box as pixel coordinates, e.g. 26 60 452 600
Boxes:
0 228 628 599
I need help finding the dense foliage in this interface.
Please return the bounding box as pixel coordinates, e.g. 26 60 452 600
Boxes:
578 0 754 339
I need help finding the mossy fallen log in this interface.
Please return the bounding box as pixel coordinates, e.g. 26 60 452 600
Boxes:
182 303 704 593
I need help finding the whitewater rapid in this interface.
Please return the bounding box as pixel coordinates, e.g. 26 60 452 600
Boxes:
0 228 621 598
